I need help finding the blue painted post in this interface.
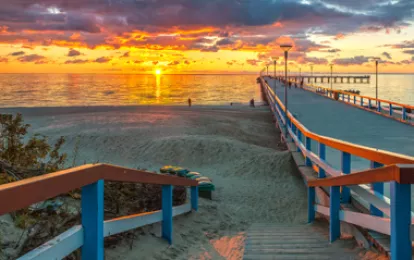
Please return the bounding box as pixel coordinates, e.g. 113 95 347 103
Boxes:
308 187 315 223
297 130 302 152
318 143 326 178
81 180 104 260
330 186 340 243
353 96 356 104
390 181 411 260
389 104 393 116
191 186 198 211
368 99 372 109
370 161 384 217
402 107 407 121
305 137 312 166
347 94 350 103
162 185 173 244
360 97 364 107
341 152 351 203
377 101 381 112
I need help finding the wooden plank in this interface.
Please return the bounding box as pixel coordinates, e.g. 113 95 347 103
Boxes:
339 210 390 235
18 225 83 260
349 185 390 217
0 164 197 215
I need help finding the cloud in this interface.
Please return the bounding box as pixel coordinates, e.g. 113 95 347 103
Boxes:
326 49 341 53
200 45 219 52
67 49 81 57
0 57 8 63
17 54 47 63
168 60 180 66
10 51 25 56
403 50 414 55
65 59 89 64
385 40 414 49
333 56 372 66
246 59 262 66
121 51 130 58
95 57 112 63
382 52 392 59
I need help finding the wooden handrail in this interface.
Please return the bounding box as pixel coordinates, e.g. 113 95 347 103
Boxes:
263 81 414 165
308 164 414 187
0 163 197 215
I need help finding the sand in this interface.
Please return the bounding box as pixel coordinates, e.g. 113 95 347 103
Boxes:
0 105 380 259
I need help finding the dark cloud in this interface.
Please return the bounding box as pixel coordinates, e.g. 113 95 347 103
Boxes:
298 56 328 65
332 56 371 66
184 60 190 65
216 38 234 46
65 59 89 64
152 61 159 65
168 60 180 66
382 52 392 59
10 51 25 56
403 50 414 55
134 60 144 64
384 40 414 49
0 57 8 63
326 49 341 53
200 45 219 52
17 54 46 63
67 49 81 57
246 59 262 66
121 51 130 58
95 57 112 63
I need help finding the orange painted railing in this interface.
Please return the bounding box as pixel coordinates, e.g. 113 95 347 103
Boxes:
1 164 198 260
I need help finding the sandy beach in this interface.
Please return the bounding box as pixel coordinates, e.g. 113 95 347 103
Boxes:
0 105 380 259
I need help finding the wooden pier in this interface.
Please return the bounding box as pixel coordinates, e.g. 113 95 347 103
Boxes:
285 75 370 84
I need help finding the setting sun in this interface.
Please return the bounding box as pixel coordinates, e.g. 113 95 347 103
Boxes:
155 69 161 75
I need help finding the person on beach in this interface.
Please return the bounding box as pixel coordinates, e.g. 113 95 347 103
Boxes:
188 98 192 107
250 98 255 108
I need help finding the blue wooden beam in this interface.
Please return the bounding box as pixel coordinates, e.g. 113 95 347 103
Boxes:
162 185 173 244
81 180 104 260
353 96 356 104
341 152 351 203
377 101 381 112
402 107 407 121
308 187 315 223
390 181 411 260
305 137 312 166
389 104 393 116
318 143 326 178
191 186 198 211
370 161 384 217
297 130 302 152
330 186 340 243
368 99 372 109
360 97 363 106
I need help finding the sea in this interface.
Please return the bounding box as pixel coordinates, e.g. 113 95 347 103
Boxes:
0 73 413 107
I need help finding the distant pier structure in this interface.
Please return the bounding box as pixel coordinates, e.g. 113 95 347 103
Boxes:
285 75 370 84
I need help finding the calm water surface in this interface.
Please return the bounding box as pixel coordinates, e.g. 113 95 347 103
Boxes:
0 73 413 107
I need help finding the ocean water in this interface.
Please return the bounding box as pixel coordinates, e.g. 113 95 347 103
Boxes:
0 73 413 107
0 74 262 107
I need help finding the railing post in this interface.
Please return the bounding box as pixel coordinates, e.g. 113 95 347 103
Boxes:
191 186 198 211
368 99 372 109
81 180 104 260
297 130 302 152
330 186 340 243
305 137 312 166
402 107 407 120
162 185 173 244
347 94 350 103
360 97 363 106
390 181 411 260
318 143 326 178
370 161 384 217
377 101 381 112
308 187 315 223
389 104 393 116
341 152 351 203
353 96 356 104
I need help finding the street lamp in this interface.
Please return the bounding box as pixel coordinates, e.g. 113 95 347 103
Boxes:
374 58 380 106
272 57 278 89
280 44 293 138
330 63 334 90
310 64 314 82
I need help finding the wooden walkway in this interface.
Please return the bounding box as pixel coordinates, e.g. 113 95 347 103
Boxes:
244 221 364 259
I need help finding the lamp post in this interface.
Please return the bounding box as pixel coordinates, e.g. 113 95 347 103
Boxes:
280 44 293 138
266 65 269 76
330 63 334 90
310 64 314 82
272 57 278 89
374 58 379 106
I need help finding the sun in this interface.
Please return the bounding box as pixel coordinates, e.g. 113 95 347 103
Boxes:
155 69 161 75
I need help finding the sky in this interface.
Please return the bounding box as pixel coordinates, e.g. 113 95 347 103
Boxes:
0 0 414 74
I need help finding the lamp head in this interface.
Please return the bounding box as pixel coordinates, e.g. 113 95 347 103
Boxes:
280 44 293 52
272 56 279 61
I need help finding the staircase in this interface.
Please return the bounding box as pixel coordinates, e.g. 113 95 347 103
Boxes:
243 221 364 260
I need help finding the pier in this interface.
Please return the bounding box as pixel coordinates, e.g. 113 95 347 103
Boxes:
268 75 371 84
249 76 414 260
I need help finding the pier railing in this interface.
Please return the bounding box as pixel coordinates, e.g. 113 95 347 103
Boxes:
260 77 414 259
0 164 198 260
302 82 414 125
